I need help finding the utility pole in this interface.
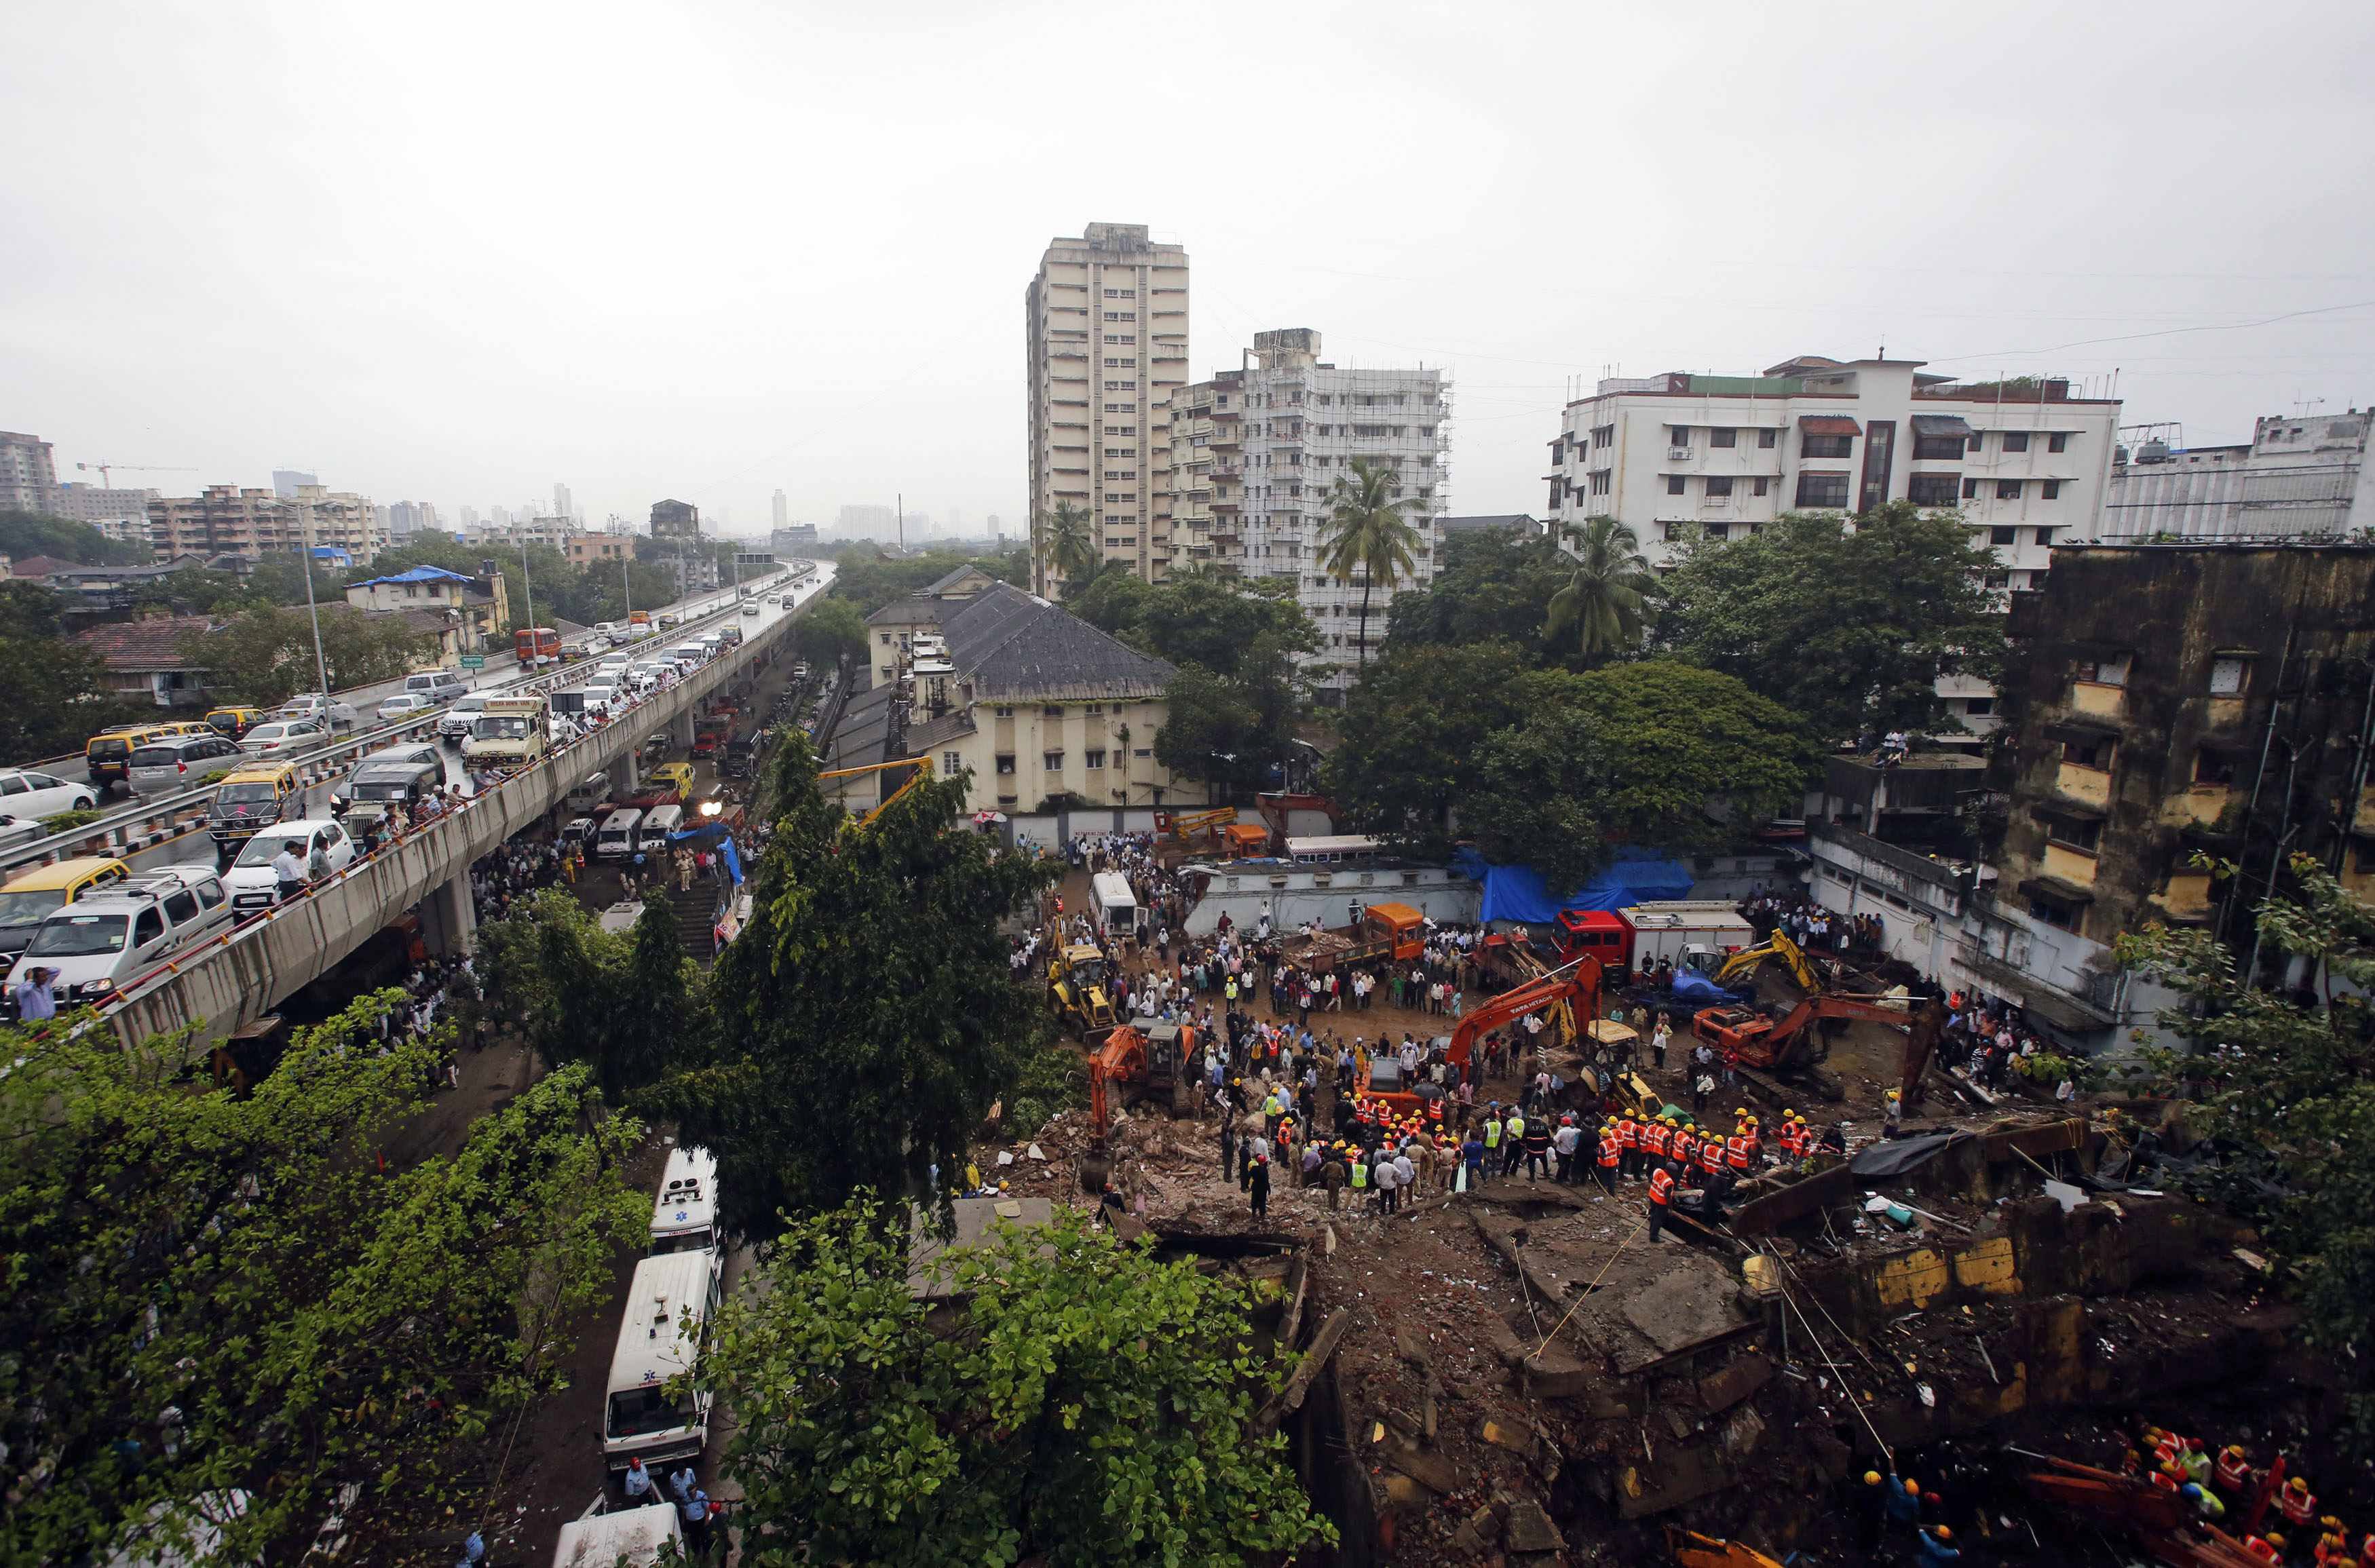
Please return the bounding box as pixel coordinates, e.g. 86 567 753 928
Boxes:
897 493 905 553
518 533 537 666
296 501 331 700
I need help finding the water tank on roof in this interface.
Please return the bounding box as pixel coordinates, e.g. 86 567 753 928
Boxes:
2135 438 2172 463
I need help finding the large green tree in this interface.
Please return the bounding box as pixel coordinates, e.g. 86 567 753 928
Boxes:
793 593 868 670
478 888 701 1105
1321 640 1536 857
184 603 429 704
1656 500 2004 742
701 1198 1335 1568
640 731 1058 1236
1462 661 1814 894
1381 527 1568 655
1545 514 1657 666
0 508 151 566
0 996 645 1565
1122 574 1316 680
0 581 142 757
1033 500 1098 596
1318 458 1422 670
2118 857 2375 1434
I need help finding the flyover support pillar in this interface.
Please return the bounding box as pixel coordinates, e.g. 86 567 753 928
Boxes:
421 870 478 957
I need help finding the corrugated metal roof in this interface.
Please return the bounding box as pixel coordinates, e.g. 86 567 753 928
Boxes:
1910 414 1974 438
1797 415 1863 436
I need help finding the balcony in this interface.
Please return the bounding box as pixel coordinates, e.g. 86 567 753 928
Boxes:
2069 681 2125 720
2052 761 2110 808
2041 843 2100 888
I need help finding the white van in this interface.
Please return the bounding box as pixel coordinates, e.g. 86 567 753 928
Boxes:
601 1249 723 1478
550 1505 684 1568
649 1146 719 1255
594 809 643 860
634 803 684 854
1090 870 1143 942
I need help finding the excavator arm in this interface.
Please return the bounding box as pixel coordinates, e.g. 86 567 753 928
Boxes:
1445 959 1603 1073
1713 930 1820 993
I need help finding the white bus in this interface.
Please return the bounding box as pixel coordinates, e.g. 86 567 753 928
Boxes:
594 809 643 860
551 1504 684 1568
1283 835 1383 866
601 1250 723 1479
649 1146 718 1255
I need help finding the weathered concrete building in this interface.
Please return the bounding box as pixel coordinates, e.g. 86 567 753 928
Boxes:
1975 541 2375 1031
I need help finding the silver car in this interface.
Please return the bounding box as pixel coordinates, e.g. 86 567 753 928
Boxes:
125 735 245 798
240 719 328 759
278 693 359 730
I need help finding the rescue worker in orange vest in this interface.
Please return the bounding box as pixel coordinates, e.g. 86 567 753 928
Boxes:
2357 1530 2375 1567
1597 1121 1621 1193
1673 1123 1697 1172
1616 1113 1641 1179
2282 1477 2317 1533
1741 1113 1762 1164
2216 1444 2254 1499
1647 1162 1674 1243
1646 1116 1671 1168
2150 1464 2182 1494
1726 1126 1753 1172
1702 1131 1728 1181
2241 1536 2279 1564
2318 1525 2352 1565
2180 1437 2212 1489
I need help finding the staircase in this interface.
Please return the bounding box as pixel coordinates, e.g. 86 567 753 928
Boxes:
663 882 719 965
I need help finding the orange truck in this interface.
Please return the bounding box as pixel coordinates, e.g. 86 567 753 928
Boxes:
1283 901 1427 972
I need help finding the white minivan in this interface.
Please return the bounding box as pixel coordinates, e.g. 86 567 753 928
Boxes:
594 809 642 859
634 803 683 855
649 1146 719 1255
601 1249 723 1480
7 864 233 1006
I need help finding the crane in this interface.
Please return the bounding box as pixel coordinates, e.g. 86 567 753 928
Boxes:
76 461 197 487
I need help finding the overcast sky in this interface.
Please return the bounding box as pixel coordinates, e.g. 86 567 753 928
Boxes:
7 1 2372 537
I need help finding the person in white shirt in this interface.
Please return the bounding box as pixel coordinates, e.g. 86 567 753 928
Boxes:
1373 1151 1400 1215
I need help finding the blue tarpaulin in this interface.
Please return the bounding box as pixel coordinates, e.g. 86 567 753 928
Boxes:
666 822 747 885
1451 847 1694 924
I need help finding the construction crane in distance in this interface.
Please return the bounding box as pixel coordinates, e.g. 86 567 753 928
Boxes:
75 461 197 487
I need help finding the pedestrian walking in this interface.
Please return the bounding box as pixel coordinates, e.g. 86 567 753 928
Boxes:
1249 1153 1271 1221
681 1490 711 1556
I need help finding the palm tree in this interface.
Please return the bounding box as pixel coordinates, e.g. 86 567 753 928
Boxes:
1032 501 1097 597
1318 459 1422 672
1544 514 1656 664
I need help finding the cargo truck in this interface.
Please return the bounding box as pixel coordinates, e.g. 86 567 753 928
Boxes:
461 695 551 767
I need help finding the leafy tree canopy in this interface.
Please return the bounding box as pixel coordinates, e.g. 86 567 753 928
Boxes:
478 887 702 1105
1321 640 1538 856
185 603 429 706
0 507 151 566
1154 630 1311 800
1122 574 1316 680
1382 528 1568 656
827 546 1014 617
701 1198 1335 1568
0 997 644 1565
1462 660 1816 895
792 593 867 670
1656 500 2004 742
2118 857 2375 1432
640 731 1058 1236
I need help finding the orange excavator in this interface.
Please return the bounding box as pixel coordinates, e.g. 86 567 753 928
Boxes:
1690 991 1947 1105
1079 1019 1197 1192
2019 1453 2270 1566
1361 958 1604 1120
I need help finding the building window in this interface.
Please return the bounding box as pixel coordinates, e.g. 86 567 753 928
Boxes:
2062 733 2114 771
1667 476 1686 495
1133 747 1152 759
1990 526 2017 546
993 704 1013 718
2209 655 2252 695
2043 813 2103 853
2026 891 2082 932
2083 654 2131 688
1043 751 1065 771
1965 697 1995 716
1912 435 1965 461
2041 480 2062 499
1753 476 1770 496
2048 432 2069 453
2034 526 2057 546
995 754 1015 775
1758 429 1777 448
1084 703 1104 714
1962 478 1979 499
1996 480 2022 499
1084 749 1107 769
941 750 962 775
2002 432 2030 453
1669 425 1691 446
1795 472 1852 508
1705 475 1733 497
1709 427 1736 448
1909 474 1960 506
2194 748 2240 785
1801 433 1854 459
1703 522 1729 541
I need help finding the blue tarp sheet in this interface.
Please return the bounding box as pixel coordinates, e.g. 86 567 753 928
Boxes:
1451 847 1695 925
666 823 747 885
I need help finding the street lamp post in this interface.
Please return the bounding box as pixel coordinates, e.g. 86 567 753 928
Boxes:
296 504 331 701
518 534 537 668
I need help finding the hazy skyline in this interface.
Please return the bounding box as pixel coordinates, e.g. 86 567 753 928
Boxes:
7 1 2372 533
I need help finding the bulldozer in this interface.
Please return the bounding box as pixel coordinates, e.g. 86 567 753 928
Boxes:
1048 943 1120 1040
1711 928 1823 993
1078 1018 1197 1191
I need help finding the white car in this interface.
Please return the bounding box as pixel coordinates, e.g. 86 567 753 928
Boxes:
439 694 487 742
625 662 665 693
278 693 359 730
376 692 436 723
0 815 43 852
0 769 102 819
240 720 328 759
223 819 357 913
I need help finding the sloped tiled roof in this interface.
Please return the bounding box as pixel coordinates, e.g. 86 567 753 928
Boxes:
74 615 217 672
12 556 75 579
938 583 1173 702
923 563 997 595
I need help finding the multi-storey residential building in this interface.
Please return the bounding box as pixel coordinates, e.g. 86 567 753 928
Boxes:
1167 329 1449 698
0 432 58 512
772 489 788 529
2098 408 2374 539
52 480 157 527
830 577 1184 814
1544 355 2121 736
1026 222 1189 593
149 485 294 558
565 532 628 567
650 499 702 541
286 483 383 564
468 515 577 550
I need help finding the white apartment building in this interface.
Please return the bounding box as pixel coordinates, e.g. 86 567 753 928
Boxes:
467 514 577 550
2098 408 2374 539
1544 355 2121 735
286 483 384 564
148 481 383 563
1168 328 1449 699
1026 222 1188 592
52 481 160 531
0 431 58 513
